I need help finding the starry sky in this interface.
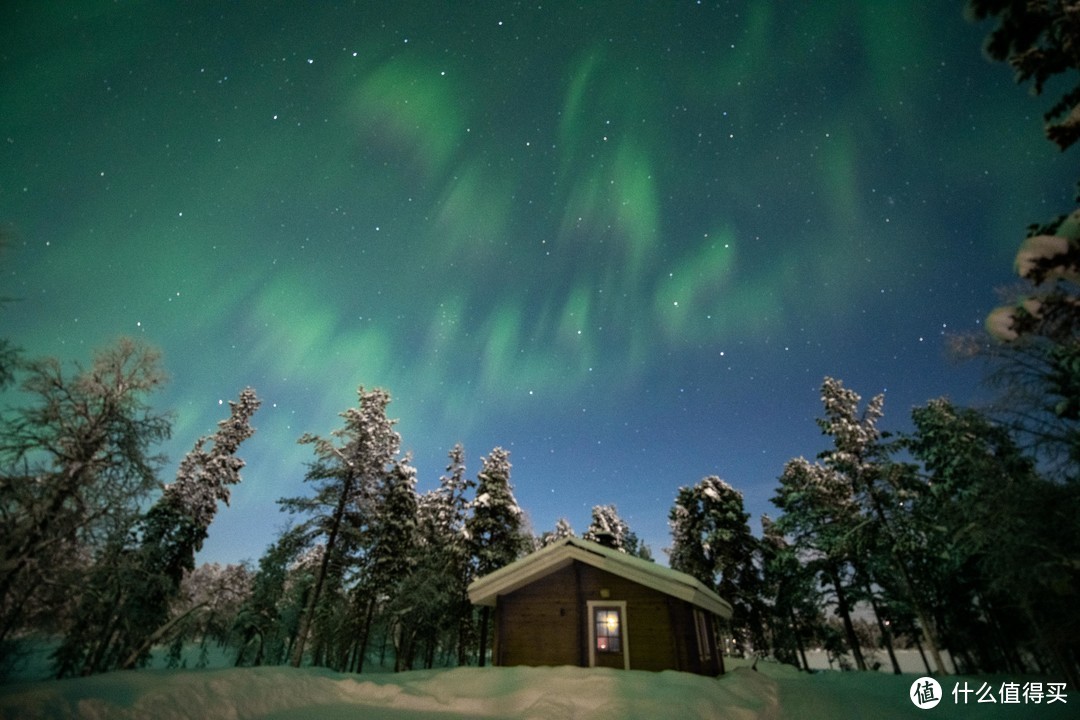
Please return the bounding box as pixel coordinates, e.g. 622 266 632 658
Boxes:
1 2 1075 566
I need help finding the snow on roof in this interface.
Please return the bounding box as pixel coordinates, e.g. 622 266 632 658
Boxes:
468 536 733 618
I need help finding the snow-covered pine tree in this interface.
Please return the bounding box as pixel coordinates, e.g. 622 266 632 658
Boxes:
667 476 762 654
773 454 867 671
466 447 524 665
124 387 259 670
413 444 475 666
817 377 946 674
583 504 628 549
54 387 260 676
540 517 575 546
280 386 401 669
364 458 420 670
467 447 524 576
583 504 652 559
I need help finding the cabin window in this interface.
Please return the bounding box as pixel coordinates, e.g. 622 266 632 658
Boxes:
594 608 622 653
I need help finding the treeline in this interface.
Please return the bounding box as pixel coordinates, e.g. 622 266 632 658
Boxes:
671 164 1079 681
666 376 1078 688
226 390 657 674
0 226 1076 682
0 355 658 678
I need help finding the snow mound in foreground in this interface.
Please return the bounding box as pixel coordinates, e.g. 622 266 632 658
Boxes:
0 664 777 720
1 660 1063 719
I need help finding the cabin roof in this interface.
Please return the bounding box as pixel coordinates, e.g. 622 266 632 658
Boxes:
467 536 733 618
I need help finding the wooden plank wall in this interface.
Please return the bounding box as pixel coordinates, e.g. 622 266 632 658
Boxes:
496 563 582 667
493 559 720 674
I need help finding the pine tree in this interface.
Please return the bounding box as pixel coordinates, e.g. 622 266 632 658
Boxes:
53 387 260 676
125 387 260 667
466 447 524 665
966 0 1080 471
233 528 307 667
772 378 950 674
907 399 1080 686
467 447 524 576
981 212 1080 475
583 504 628 549
416 444 476 666
667 476 762 653
583 504 652 559
540 517 576 546
365 458 419 671
967 0 1080 152
820 378 946 674
279 386 401 668
773 454 867 671
759 514 819 672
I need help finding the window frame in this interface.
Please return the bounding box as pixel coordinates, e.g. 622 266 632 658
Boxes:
586 600 629 669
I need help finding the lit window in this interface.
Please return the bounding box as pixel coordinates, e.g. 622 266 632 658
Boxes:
594 608 621 653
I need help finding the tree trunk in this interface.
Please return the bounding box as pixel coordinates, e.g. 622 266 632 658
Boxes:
827 564 866 671
863 481 947 674
477 606 490 668
120 601 208 670
355 595 376 673
865 588 901 674
290 473 355 668
913 634 931 674
456 597 471 666
789 606 810 672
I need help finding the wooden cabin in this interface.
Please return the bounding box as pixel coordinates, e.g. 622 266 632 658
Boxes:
467 537 733 675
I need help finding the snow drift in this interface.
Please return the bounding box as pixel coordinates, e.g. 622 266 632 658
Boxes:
0 659 1066 719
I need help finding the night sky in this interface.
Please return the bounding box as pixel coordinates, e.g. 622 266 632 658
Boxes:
2 2 1075 566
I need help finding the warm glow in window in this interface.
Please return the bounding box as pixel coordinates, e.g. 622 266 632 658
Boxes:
594 608 621 652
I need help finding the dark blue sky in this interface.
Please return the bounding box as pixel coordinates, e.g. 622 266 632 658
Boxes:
1 2 1073 564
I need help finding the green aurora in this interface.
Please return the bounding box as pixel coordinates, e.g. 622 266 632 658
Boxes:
1 2 1074 562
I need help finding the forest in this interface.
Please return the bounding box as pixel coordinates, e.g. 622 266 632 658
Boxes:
1 0 1078 691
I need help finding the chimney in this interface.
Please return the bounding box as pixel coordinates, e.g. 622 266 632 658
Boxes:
592 531 617 549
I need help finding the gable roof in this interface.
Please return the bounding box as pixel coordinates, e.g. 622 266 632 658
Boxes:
467 536 733 618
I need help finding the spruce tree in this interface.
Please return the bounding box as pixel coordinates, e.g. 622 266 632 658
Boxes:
280 386 401 668
540 517 576 546
772 455 867 671
365 458 419 671
907 399 1080 685
667 476 762 653
467 447 524 576
419 444 475 665
466 447 524 665
54 387 260 676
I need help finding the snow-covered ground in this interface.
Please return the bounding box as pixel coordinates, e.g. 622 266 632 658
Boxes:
0 658 1070 719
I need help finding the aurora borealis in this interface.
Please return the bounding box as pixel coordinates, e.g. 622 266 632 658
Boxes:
2 2 1076 565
